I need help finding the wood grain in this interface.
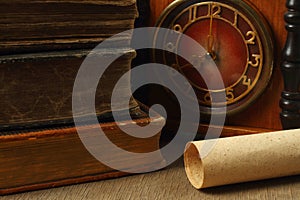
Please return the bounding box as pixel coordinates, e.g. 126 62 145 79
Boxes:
2 158 299 199
227 0 286 130
280 0 300 129
0 109 164 195
149 0 287 130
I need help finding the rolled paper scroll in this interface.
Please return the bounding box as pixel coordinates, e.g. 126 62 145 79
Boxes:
184 129 300 189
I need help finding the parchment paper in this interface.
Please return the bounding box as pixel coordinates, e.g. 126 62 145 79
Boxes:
184 129 300 189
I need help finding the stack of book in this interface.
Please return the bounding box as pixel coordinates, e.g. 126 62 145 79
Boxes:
0 0 164 195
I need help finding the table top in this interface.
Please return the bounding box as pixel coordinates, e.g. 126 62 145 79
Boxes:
2 158 300 200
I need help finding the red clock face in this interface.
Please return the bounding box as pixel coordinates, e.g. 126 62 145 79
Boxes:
153 0 274 115
181 19 247 89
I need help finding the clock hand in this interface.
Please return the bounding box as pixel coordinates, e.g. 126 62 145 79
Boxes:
207 4 217 60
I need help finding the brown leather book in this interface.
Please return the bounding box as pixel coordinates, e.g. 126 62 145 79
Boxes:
0 48 138 131
0 0 139 131
0 47 165 194
0 0 165 195
0 0 137 54
0 106 165 195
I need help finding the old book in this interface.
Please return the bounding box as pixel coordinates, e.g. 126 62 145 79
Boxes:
0 105 165 195
0 0 137 54
0 0 139 130
0 48 138 131
0 46 166 195
0 0 166 195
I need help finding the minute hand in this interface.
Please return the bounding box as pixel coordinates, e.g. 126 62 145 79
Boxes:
207 5 216 60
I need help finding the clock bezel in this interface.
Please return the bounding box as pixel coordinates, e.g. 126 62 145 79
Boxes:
153 0 274 116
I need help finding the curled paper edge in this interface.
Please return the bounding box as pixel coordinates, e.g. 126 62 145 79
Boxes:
184 129 300 189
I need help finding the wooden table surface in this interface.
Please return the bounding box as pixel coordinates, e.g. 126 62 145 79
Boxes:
1 158 299 200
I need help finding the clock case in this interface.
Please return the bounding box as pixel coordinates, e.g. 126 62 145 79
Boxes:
143 0 288 137
153 0 275 117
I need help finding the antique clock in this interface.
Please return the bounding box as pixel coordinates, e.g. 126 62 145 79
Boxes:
149 0 288 134
153 0 274 116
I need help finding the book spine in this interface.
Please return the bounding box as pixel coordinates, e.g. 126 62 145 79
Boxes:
0 49 138 131
0 1 137 54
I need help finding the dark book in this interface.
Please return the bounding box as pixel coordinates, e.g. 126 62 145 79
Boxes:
0 0 137 54
0 48 138 131
0 0 166 195
0 0 139 130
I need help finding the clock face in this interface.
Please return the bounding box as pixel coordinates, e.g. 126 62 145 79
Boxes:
153 0 274 116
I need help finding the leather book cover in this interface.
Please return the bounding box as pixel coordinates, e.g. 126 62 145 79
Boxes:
0 0 137 54
0 48 138 131
0 105 165 195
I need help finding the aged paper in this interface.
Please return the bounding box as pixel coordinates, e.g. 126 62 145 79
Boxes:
184 129 300 189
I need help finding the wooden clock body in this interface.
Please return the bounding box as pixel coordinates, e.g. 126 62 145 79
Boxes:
148 0 286 134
